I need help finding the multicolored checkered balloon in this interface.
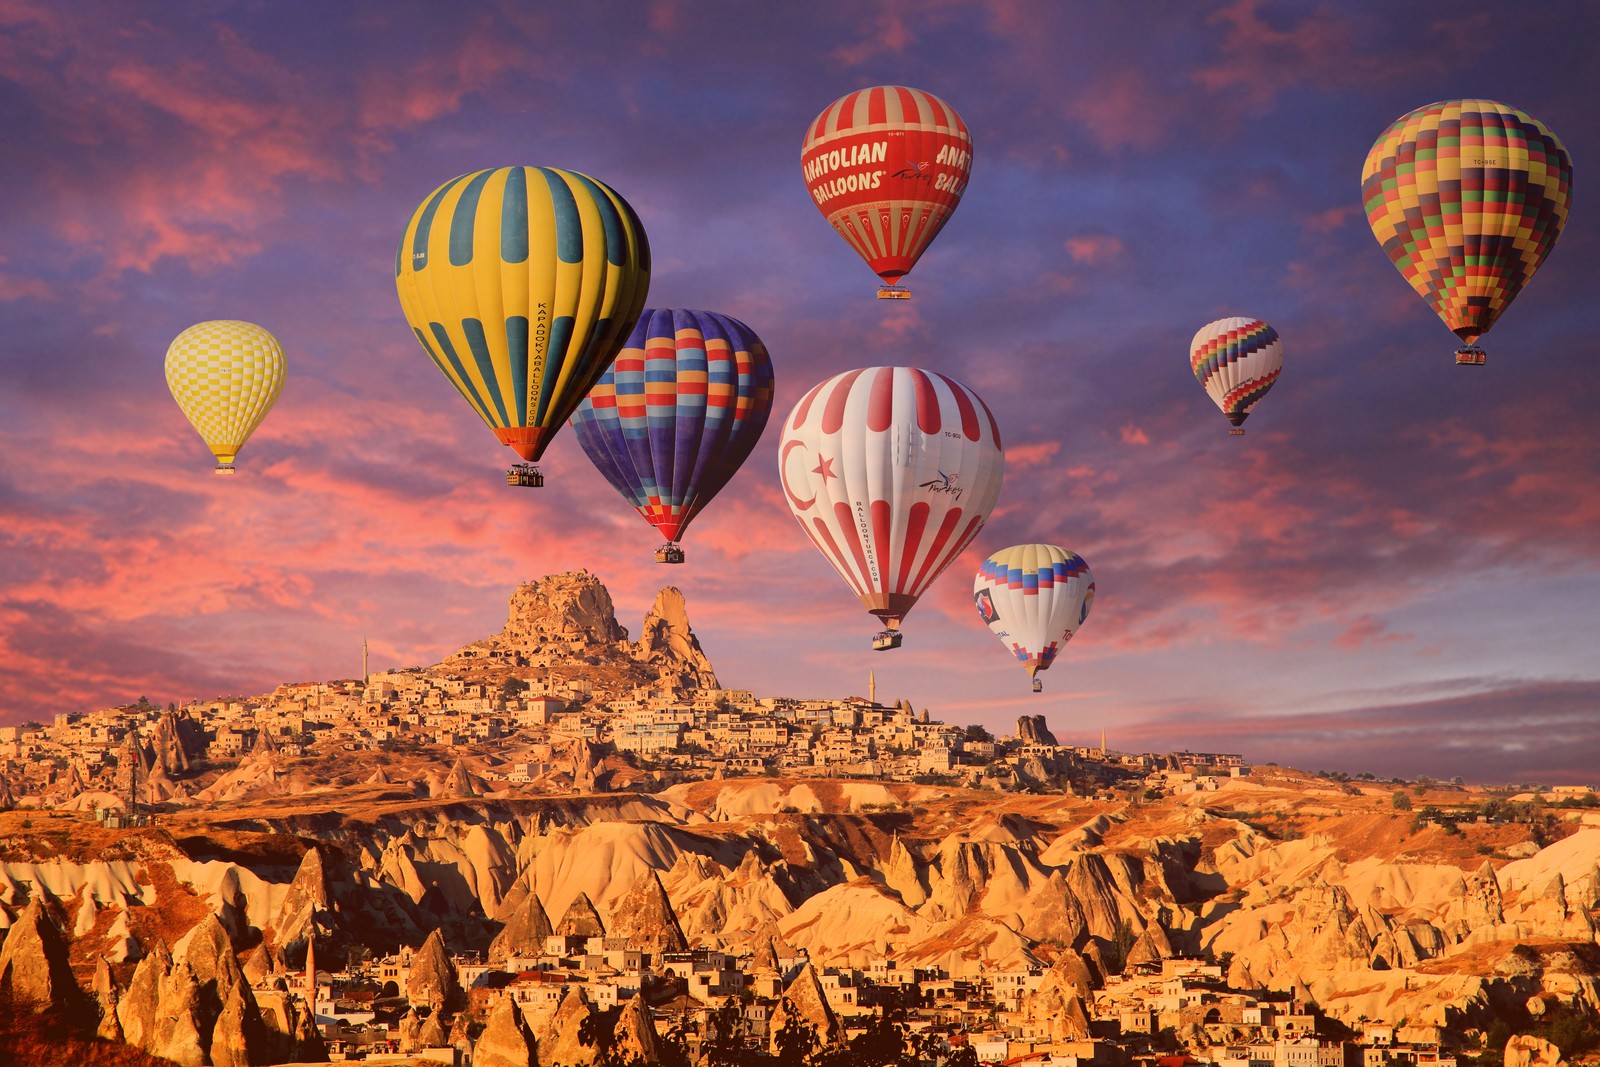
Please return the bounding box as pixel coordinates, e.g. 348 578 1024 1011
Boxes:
1361 100 1572 365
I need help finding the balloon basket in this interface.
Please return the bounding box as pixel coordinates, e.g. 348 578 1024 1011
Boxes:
1455 345 1486 366
213 464 237 476
1032 679 1044 693
654 544 685 565
507 464 544 488
871 630 903 651
876 285 911 301
1228 428 1246 436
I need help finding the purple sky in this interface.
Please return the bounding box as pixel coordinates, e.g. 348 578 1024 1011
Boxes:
1 1 1596 785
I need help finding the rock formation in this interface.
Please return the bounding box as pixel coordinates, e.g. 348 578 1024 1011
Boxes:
770 963 842 1049
556 891 607 938
94 956 122 1041
417 1010 448 1049
539 985 598 1065
608 868 688 951
406 929 462 1011
612 993 663 1063
635 586 718 688
273 846 330 953
499 571 629 651
490 890 555 963
1504 1034 1565 1067
0 896 78 1011
1016 714 1058 746
475 996 537 1067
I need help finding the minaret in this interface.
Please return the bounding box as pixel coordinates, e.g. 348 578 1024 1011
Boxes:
304 930 316 1008
362 638 369 686
1100 728 1107 758
869 671 876 707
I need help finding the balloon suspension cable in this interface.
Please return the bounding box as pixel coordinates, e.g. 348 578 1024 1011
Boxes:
1454 344 1486 367
654 544 685 565
876 284 911 301
506 464 544 488
213 464 237 476
871 629 904 651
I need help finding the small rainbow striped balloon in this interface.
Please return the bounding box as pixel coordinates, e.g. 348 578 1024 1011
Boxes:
1190 317 1283 435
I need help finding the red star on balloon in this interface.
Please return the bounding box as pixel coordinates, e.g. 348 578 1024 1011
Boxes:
812 456 837 481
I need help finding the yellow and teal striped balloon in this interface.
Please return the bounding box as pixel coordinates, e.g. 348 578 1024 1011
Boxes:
395 166 651 465
163 319 286 472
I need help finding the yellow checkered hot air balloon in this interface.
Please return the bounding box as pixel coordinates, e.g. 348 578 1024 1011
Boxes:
164 320 286 474
395 166 651 486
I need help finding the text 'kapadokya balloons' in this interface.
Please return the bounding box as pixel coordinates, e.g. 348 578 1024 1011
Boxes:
801 86 973 299
164 320 286 474
570 308 776 564
779 367 1005 650
1190 317 1283 435
1361 99 1572 366
973 545 1094 693
395 167 650 484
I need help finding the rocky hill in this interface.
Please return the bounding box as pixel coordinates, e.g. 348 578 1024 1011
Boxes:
1 772 1598 1062
447 570 718 695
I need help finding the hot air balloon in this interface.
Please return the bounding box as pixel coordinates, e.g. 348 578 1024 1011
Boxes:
779 367 1005 649
973 545 1094 693
164 320 286 474
1190 317 1283 435
1361 99 1572 366
801 86 973 299
395 167 650 485
570 308 776 564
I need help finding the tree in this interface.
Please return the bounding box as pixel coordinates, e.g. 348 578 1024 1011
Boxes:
1392 790 1413 811
963 724 993 744
499 677 529 700
772 1002 818 1067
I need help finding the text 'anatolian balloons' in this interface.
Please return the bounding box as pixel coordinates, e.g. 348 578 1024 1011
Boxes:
779 367 1005 643
802 86 972 293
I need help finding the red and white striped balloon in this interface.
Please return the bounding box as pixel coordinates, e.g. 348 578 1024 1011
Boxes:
779 367 1005 638
801 86 973 291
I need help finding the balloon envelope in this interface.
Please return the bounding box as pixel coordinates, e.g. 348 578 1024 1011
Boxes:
164 320 286 469
801 86 972 288
973 545 1094 682
570 308 775 546
1361 99 1572 352
395 166 650 463
779 367 1005 632
1190 317 1283 429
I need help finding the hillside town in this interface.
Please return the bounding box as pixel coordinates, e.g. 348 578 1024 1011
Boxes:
0 572 1244 811
0 574 1595 1067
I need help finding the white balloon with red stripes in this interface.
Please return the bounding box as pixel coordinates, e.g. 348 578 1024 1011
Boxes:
779 366 1005 645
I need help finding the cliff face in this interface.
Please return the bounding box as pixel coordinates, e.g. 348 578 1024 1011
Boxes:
460 571 719 695
635 586 718 689
501 571 629 650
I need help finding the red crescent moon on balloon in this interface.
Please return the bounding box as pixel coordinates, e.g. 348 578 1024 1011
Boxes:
780 439 816 511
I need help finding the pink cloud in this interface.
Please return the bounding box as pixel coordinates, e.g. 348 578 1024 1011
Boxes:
1065 233 1125 266
1119 424 1150 446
